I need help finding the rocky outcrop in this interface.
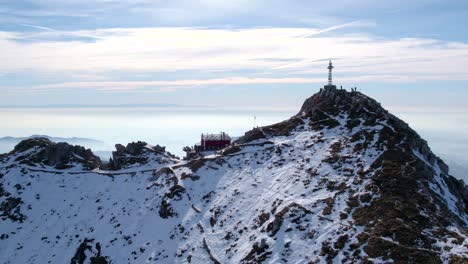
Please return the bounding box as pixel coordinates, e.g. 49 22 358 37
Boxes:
110 141 176 170
298 86 385 118
70 239 110 264
10 137 101 170
0 196 25 223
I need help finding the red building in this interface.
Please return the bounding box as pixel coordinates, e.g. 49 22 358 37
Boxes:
197 132 231 151
184 132 232 159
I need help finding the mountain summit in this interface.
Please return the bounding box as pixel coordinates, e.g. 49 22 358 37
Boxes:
0 87 467 263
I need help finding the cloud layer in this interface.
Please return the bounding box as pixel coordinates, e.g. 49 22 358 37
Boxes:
1 24 468 92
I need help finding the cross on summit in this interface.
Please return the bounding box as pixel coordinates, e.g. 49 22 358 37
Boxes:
325 59 337 89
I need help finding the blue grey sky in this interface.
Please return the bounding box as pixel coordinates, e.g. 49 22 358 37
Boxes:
1 0 468 110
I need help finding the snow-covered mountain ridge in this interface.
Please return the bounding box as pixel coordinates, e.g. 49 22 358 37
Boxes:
0 86 467 263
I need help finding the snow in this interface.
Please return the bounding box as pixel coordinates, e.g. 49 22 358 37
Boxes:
413 150 468 225
0 112 467 263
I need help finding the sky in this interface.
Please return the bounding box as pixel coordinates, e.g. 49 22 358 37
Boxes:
0 0 468 110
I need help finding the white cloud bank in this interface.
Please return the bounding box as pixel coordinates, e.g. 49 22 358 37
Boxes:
1 26 468 91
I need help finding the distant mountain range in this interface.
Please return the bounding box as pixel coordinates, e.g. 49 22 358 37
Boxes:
0 135 110 154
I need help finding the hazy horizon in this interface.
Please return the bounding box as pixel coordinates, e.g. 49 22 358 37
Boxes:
1 101 467 182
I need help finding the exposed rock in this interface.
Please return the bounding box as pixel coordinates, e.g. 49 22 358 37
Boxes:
266 203 311 237
70 239 110 264
235 128 266 144
13 137 52 153
0 197 25 222
11 137 101 170
114 143 125 153
445 176 468 215
159 200 176 219
241 238 272 263
111 141 176 170
159 185 186 219
185 158 206 172
221 145 241 156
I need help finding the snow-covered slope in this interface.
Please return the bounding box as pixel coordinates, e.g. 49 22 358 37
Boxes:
0 87 467 263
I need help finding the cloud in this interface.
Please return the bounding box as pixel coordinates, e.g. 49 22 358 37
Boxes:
19 23 56 31
300 20 376 38
13 23 103 42
1 26 468 93
32 77 324 91
28 74 468 93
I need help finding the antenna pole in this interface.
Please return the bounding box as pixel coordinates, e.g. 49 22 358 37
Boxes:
327 60 334 86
